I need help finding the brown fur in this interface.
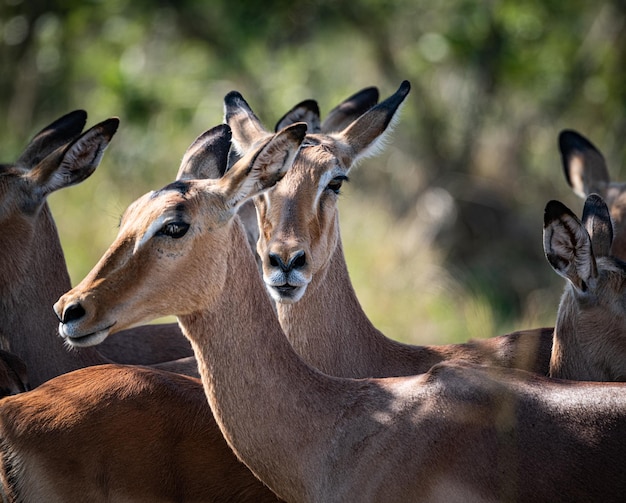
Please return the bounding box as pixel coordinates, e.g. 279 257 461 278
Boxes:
551 130 626 380
0 364 281 502
0 124 288 501
56 119 626 502
226 84 553 378
0 111 195 387
544 195 626 380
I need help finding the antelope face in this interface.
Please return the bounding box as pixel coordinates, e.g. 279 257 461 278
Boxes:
54 180 231 347
54 122 307 347
226 81 410 303
255 137 347 303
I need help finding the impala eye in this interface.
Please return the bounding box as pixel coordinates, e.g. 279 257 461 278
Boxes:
326 176 348 194
157 221 190 239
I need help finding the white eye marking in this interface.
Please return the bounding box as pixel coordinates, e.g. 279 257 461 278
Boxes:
134 215 172 254
313 167 346 211
317 170 334 198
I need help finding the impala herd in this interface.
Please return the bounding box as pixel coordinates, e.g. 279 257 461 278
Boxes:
0 82 625 502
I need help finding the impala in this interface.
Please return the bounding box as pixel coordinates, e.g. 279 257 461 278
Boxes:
559 128 626 257
225 82 553 378
56 119 626 503
0 124 287 502
0 110 195 386
0 364 282 502
544 193 626 381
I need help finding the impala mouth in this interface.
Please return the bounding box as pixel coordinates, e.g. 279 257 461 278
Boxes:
269 283 306 304
275 284 297 294
58 322 116 348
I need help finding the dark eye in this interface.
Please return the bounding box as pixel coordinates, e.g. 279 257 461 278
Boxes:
326 176 348 194
157 222 189 239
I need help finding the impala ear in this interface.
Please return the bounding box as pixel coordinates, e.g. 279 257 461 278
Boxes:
28 117 119 200
177 124 232 180
275 99 321 133
581 193 613 258
220 122 307 208
559 129 610 198
224 91 271 156
16 110 88 169
335 80 410 167
321 86 379 133
544 199 598 293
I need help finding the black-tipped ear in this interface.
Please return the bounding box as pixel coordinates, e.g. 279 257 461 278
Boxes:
543 198 597 293
321 86 380 133
29 117 119 197
544 199 575 228
17 110 88 168
275 99 321 133
558 129 609 198
222 122 307 208
177 124 232 180
223 90 269 154
223 91 262 125
582 193 613 258
337 80 410 164
377 80 410 122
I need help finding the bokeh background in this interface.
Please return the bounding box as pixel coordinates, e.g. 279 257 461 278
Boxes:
2 0 625 344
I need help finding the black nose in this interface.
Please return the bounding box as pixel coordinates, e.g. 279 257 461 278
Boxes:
60 302 86 324
268 250 306 273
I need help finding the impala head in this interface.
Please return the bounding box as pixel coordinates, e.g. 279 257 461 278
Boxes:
560 129 626 258
544 194 626 379
0 111 118 286
225 82 408 303
54 122 307 347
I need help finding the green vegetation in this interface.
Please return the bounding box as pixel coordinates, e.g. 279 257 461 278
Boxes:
2 0 625 343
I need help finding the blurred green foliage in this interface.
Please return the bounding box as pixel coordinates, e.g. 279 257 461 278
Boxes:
2 0 625 343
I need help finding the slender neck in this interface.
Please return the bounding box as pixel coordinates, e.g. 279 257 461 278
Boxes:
551 288 607 381
0 204 107 386
179 220 350 501
276 236 448 378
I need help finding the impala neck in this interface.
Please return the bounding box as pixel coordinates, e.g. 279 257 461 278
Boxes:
178 219 349 501
0 204 107 386
551 289 610 381
276 234 448 378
